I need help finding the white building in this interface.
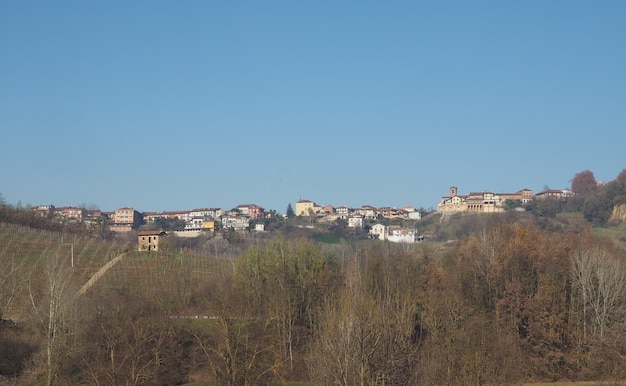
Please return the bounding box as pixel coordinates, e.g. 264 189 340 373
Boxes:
335 205 352 218
403 206 422 220
185 217 205 230
221 216 250 230
356 205 377 220
387 226 418 244
370 223 387 240
369 224 420 244
189 208 224 219
347 215 364 229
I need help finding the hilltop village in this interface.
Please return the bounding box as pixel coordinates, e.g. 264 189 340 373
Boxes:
3 170 626 385
28 185 577 246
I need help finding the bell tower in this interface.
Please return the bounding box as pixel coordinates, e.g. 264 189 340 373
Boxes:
450 186 457 197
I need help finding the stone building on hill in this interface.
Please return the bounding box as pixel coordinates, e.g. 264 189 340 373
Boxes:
138 230 167 252
438 186 533 213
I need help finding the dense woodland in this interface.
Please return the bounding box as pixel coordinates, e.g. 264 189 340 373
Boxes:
2 169 626 385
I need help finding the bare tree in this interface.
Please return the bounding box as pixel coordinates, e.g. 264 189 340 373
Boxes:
233 239 333 377
28 248 77 386
77 288 188 386
308 259 417 385
0 252 26 320
185 273 285 385
571 246 626 339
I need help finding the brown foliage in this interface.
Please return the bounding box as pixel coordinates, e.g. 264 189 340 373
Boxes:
5 216 626 384
572 170 598 193
415 247 524 385
617 169 626 186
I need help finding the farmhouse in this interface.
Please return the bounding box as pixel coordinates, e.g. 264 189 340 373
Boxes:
138 230 167 252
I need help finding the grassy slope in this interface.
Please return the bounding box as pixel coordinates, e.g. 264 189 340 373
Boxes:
94 249 233 302
0 224 131 319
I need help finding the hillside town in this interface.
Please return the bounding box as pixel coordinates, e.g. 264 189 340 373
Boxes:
29 185 578 246
3 170 626 386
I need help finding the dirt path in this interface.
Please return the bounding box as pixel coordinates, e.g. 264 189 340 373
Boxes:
77 252 127 295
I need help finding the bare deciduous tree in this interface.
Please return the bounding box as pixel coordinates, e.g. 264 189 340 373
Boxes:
308 259 417 385
571 246 626 339
28 248 77 386
0 252 26 320
187 279 284 386
79 291 187 386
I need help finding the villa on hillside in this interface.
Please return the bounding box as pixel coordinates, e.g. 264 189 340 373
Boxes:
296 199 323 216
438 186 533 214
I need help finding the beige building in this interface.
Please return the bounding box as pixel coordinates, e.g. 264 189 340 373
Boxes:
438 186 533 214
138 230 167 252
500 189 533 203
370 223 388 240
296 199 317 216
111 207 143 232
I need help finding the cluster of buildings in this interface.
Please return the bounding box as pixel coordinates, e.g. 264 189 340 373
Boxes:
437 186 574 213
294 199 424 243
295 200 422 222
32 205 104 227
32 201 425 234
32 185 578 248
109 204 268 235
30 204 265 235
31 200 427 244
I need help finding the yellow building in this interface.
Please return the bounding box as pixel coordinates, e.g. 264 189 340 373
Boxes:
295 199 316 216
201 220 216 231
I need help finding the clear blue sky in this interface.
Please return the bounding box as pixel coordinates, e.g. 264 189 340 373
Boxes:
1 2 625 213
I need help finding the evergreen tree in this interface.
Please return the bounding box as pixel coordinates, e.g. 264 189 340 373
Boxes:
286 203 295 218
